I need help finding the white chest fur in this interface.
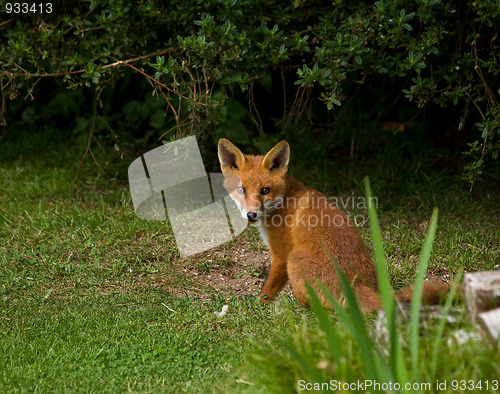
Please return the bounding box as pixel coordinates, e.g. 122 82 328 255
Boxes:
255 220 269 247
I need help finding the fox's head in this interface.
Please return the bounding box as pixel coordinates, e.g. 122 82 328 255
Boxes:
217 139 290 223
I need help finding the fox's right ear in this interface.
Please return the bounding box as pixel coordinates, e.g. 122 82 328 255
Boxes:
218 138 246 172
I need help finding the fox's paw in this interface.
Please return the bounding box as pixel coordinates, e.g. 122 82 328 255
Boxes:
258 294 270 304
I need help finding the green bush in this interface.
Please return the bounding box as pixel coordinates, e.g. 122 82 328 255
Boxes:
1 0 498 183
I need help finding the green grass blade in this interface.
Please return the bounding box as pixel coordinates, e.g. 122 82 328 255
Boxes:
364 176 394 317
281 293 299 332
410 207 439 378
319 286 386 385
387 303 408 383
364 176 408 383
323 260 392 382
318 282 356 334
305 283 344 364
430 269 463 377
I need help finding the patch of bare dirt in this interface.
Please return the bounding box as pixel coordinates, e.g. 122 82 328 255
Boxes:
153 228 449 304
166 229 294 303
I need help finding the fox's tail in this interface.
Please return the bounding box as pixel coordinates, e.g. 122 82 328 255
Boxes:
396 282 452 304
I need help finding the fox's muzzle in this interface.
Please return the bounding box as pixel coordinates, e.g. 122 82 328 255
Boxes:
247 211 259 222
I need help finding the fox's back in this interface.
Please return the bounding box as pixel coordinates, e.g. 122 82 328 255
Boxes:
261 177 377 289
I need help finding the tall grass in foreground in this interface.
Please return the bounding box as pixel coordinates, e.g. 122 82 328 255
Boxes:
301 177 462 390
241 177 499 393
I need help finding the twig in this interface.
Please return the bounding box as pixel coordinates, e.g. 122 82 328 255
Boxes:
0 18 14 29
285 85 311 126
466 91 489 157
121 61 197 104
159 117 194 140
24 77 42 100
248 83 264 134
471 39 499 118
161 302 177 313
102 49 173 70
89 143 105 175
0 83 6 126
466 91 486 121
281 65 287 120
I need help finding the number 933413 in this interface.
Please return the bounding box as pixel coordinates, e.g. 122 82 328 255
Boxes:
5 3 53 14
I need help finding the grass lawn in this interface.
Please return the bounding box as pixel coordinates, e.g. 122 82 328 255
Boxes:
1 133 499 392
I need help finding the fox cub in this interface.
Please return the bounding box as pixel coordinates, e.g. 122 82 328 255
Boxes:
218 138 447 312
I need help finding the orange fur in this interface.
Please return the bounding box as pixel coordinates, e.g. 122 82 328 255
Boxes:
218 138 449 312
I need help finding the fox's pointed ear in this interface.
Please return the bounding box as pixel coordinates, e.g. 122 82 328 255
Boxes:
262 140 289 173
218 138 246 172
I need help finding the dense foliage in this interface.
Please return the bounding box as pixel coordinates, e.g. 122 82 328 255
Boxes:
1 0 499 183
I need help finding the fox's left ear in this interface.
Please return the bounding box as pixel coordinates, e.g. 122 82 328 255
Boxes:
262 140 290 173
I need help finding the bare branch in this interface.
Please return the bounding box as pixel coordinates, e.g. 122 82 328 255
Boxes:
1 48 174 79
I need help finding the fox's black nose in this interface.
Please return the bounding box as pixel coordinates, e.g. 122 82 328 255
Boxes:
247 211 258 221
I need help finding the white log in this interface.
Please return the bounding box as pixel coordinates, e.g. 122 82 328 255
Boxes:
477 308 500 347
463 271 500 324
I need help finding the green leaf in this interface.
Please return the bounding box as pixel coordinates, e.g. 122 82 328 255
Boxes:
305 283 344 365
430 270 463 377
410 207 438 378
364 177 408 383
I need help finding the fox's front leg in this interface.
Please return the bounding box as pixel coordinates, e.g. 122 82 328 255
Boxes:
258 259 288 303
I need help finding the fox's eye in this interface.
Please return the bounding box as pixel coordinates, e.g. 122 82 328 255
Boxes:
236 186 246 195
261 187 270 195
